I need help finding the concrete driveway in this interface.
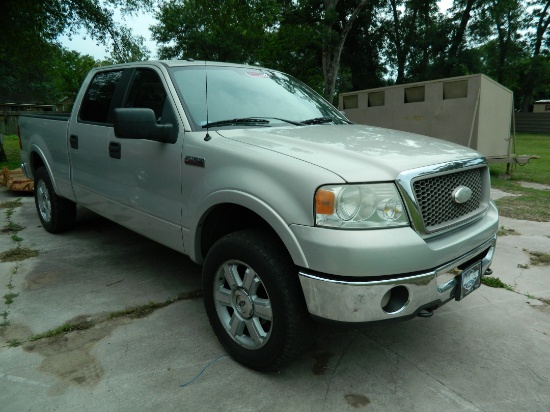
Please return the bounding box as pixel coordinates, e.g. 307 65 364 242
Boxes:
1 187 549 411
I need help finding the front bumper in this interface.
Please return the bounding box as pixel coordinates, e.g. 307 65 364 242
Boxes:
298 235 496 323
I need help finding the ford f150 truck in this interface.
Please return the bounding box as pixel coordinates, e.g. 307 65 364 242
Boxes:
19 60 498 371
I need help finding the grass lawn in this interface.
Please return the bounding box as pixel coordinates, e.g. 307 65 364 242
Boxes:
0 134 21 170
490 133 550 222
490 133 550 185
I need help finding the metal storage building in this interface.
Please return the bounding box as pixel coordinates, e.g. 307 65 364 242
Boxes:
339 74 514 163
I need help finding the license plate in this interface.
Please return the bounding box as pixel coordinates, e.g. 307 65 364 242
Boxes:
455 261 482 301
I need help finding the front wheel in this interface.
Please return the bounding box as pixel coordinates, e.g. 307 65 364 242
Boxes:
34 167 76 233
202 229 312 371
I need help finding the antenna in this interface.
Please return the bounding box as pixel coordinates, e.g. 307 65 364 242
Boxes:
204 61 211 142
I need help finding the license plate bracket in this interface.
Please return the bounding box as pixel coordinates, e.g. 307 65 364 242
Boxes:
455 261 482 301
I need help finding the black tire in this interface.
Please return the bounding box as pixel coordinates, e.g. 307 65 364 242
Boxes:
202 229 313 371
34 167 76 233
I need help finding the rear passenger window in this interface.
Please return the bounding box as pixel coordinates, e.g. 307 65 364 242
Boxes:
79 70 123 124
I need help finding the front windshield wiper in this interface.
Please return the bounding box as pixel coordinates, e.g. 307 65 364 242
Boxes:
202 117 270 128
202 116 304 128
253 117 303 126
300 117 334 125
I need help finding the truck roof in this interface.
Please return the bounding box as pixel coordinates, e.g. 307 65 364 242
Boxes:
92 59 265 71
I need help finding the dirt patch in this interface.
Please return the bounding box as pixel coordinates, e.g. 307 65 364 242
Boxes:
24 315 129 391
0 247 39 262
3 292 203 391
495 191 550 222
12 292 202 388
497 227 520 237
1 222 25 234
0 323 33 343
517 181 550 191
0 200 23 209
344 393 370 408
529 251 550 266
311 351 334 375
25 261 82 289
531 303 550 316
26 271 64 289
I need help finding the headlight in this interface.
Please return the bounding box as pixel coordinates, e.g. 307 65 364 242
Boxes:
315 183 409 229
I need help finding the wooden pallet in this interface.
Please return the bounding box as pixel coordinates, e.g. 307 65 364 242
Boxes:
0 167 34 192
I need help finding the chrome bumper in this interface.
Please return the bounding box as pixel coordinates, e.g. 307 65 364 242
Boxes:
298 236 496 323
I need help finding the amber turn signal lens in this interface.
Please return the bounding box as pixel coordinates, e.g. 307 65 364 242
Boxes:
315 189 335 215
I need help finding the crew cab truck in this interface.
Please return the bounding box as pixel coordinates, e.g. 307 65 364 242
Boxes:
19 60 498 371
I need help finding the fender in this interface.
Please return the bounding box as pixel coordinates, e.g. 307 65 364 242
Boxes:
29 144 57 190
187 189 309 268
29 143 76 201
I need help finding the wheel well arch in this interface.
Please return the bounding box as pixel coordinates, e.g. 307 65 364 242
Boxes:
196 201 307 268
29 151 46 177
199 203 273 260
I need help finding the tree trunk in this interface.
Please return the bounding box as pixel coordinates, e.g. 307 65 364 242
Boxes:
0 134 8 163
521 0 550 112
446 0 476 76
322 0 369 102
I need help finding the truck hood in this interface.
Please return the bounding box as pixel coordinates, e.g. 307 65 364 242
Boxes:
217 124 481 182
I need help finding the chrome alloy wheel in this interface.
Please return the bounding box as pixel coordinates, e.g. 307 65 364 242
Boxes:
36 180 52 223
213 260 273 349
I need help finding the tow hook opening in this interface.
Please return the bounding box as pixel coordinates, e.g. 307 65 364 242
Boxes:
381 286 409 314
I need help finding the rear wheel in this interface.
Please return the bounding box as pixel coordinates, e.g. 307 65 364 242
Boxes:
34 167 76 233
202 229 312 371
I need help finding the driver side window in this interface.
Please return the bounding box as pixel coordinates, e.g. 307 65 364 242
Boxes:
124 69 174 124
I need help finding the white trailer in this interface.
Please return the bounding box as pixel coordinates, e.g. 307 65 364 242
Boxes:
339 74 518 164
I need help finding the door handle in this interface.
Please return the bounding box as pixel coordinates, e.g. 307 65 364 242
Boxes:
109 142 121 159
69 135 78 149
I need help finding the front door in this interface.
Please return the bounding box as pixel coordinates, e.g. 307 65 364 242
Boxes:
105 67 184 252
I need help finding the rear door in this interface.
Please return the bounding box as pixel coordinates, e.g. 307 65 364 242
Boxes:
69 69 127 208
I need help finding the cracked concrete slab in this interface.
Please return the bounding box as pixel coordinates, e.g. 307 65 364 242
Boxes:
490 188 519 201
1 187 549 411
491 215 550 301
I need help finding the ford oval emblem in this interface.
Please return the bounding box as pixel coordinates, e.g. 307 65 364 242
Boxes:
452 186 473 204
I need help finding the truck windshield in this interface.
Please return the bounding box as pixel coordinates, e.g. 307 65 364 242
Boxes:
169 65 348 130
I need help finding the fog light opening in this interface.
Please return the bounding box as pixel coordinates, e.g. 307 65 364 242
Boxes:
382 286 410 314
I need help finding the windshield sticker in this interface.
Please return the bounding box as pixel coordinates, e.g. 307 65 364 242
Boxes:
245 72 269 78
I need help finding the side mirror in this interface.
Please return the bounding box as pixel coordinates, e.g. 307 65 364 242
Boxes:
112 108 176 143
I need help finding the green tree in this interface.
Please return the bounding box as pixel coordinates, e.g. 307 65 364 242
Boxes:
152 0 281 63
151 0 370 101
52 49 101 101
383 0 443 84
105 27 150 64
260 2 326 93
465 0 528 109
486 0 526 84
0 0 153 102
520 0 550 111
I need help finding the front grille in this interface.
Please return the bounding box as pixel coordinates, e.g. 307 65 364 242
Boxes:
413 168 483 231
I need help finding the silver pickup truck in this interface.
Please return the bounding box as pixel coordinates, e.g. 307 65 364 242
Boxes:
19 60 498 371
